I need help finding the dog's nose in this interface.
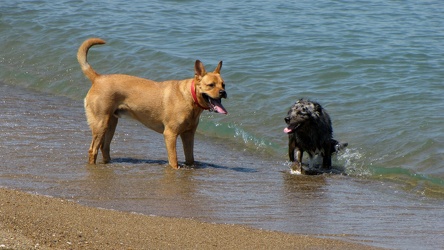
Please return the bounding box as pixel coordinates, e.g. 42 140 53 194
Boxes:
219 90 227 99
284 117 290 124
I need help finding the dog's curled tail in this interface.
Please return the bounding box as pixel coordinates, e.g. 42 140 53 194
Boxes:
77 38 106 82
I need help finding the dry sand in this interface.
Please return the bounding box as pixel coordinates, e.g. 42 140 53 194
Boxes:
0 188 381 249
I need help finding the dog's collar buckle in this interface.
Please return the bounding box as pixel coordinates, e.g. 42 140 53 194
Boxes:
191 80 210 110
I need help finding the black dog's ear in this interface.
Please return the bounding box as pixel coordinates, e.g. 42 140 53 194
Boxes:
194 60 207 79
312 103 322 117
314 103 322 112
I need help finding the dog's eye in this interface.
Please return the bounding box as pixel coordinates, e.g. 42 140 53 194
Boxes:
208 83 215 88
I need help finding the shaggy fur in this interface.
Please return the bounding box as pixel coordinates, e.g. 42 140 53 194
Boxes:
284 99 347 173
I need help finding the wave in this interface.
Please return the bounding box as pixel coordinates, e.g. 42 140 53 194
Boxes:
198 118 280 156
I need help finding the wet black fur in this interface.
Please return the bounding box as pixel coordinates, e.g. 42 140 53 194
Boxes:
284 99 347 171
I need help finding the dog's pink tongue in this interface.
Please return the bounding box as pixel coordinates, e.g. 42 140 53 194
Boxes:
214 106 227 114
283 127 292 133
212 99 228 114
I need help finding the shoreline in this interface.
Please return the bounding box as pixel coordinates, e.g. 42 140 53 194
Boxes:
0 187 380 249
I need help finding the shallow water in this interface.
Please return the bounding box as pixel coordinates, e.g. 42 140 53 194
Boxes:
1 83 443 249
1 0 444 249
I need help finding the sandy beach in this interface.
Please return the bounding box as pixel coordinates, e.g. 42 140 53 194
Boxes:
0 188 381 249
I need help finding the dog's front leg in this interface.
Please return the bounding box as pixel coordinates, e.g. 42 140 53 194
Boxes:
288 134 296 162
163 130 179 169
296 149 303 166
290 149 303 173
180 130 195 166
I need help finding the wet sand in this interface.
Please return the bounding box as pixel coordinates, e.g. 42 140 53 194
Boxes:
0 188 381 249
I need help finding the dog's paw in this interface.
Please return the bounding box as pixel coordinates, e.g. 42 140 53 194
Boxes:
289 162 302 175
289 168 302 175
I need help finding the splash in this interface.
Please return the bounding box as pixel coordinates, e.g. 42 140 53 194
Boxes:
231 124 269 150
336 148 371 177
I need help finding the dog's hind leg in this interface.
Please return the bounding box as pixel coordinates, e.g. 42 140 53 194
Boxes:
322 145 332 169
87 115 112 164
88 130 105 165
307 153 315 168
180 130 195 166
101 116 118 164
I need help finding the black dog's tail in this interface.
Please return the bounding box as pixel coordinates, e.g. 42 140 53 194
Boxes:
331 139 348 153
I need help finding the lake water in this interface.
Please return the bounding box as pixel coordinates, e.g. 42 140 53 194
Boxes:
1 1 443 249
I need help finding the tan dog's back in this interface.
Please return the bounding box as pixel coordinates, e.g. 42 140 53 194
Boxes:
85 74 162 131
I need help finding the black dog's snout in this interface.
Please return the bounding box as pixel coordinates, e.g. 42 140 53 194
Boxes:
284 116 290 124
219 90 227 99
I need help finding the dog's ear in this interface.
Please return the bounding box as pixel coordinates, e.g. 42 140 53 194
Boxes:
314 103 322 112
312 103 322 117
194 60 207 79
214 61 223 74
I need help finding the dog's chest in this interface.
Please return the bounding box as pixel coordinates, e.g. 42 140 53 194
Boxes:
292 132 325 153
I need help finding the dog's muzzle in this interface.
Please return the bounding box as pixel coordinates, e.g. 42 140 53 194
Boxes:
284 116 290 124
203 92 228 114
219 90 227 99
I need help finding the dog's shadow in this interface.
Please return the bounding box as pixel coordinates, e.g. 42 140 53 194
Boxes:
296 163 347 176
192 161 258 173
111 157 168 165
110 158 258 173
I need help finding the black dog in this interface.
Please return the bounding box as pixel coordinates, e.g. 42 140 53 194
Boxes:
284 99 347 173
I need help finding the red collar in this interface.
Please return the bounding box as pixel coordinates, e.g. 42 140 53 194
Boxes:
191 80 210 110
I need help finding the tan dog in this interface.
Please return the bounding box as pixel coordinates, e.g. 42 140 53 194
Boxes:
77 38 227 169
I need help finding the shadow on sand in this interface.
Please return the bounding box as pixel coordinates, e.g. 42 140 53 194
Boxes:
110 158 258 173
